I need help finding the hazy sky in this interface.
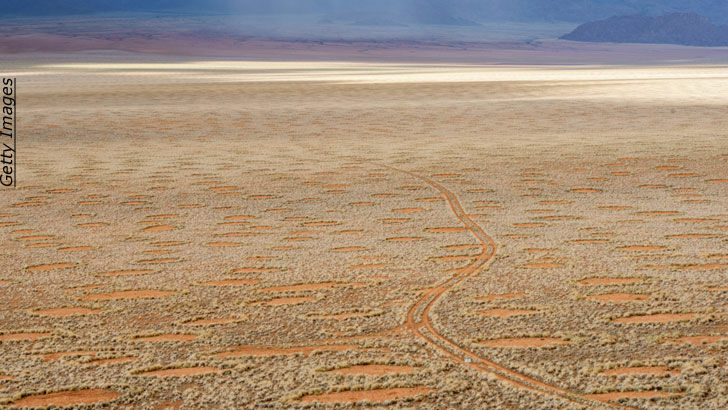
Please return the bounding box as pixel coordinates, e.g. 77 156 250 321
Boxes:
3 0 728 24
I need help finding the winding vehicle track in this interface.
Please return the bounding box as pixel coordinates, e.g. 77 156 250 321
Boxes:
389 166 623 409
306 164 627 408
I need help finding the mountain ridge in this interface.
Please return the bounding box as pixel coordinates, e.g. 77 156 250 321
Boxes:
562 12 728 47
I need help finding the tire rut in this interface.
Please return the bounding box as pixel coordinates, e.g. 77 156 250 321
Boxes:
389 166 625 409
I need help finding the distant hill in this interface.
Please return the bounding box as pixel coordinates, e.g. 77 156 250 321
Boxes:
561 12 728 46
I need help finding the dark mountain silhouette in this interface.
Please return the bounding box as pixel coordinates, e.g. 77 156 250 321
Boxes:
561 12 728 46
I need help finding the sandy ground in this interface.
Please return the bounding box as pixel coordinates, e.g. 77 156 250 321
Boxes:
0 56 727 408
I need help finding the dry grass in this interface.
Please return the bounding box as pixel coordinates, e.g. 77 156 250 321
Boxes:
0 57 727 408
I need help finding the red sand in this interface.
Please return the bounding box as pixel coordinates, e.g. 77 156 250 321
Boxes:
86 356 138 366
613 313 697 324
586 391 680 402
27 263 74 271
478 337 568 348
216 344 357 358
134 334 197 342
138 367 221 377
577 277 644 286
426 227 467 233
258 282 360 292
0 332 51 341
255 297 316 306
34 307 103 316
602 366 677 376
81 290 173 300
59 246 93 252
617 246 666 251
587 293 650 303
676 263 728 271
43 350 97 361
327 364 416 376
475 293 525 301
299 387 431 404
99 269 154 277
184 318 238 326
11 389 119 407
669 335 726 345
199 279 259 286
478 308 538 317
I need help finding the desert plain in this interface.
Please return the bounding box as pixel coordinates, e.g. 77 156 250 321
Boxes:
0 56 727 409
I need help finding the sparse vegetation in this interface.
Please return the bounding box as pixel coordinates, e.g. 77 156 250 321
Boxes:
0 60 726 408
